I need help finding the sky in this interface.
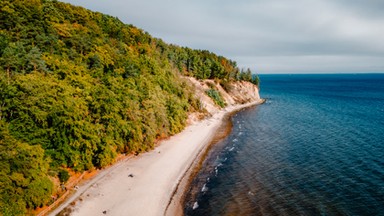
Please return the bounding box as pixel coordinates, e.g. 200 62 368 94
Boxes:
60 0 384 74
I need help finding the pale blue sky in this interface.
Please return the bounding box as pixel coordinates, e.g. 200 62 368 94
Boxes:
61 0 384 74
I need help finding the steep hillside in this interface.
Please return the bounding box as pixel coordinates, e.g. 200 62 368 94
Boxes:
0 0 260 214
186 77 261 117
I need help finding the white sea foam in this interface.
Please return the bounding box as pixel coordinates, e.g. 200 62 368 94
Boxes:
193 202 199 210
202 184 208 192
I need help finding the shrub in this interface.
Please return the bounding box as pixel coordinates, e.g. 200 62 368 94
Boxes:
251 74 260 86
58 169 70 183
206 89 226 108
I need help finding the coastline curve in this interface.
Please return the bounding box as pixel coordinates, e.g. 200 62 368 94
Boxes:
165 99 265 216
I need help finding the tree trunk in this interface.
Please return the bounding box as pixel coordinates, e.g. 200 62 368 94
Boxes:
7 66 10 84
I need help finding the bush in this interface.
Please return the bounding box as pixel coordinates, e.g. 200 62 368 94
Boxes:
58 169 70 183
206 89 226 108
251 74 260 86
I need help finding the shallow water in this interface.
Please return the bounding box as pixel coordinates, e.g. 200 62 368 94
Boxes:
185 74 384 216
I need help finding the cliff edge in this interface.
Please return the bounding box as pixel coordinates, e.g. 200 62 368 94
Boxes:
186 77 261 122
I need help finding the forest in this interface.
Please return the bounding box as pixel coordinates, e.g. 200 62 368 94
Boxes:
0 0 259 214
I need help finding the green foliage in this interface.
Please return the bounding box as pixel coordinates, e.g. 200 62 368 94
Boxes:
206 89 226 108
0 0 259 212
238 68 252 82
163 45 259 83
58 169 70 183
0 121 53 214
251 74 260 86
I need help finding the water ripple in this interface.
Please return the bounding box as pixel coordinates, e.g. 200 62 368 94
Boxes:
185 74 384 216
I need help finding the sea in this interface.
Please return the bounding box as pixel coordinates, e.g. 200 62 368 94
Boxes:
184 74 384 216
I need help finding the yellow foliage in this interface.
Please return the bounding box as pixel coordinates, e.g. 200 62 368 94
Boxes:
95 44 115 66
53 22 73 38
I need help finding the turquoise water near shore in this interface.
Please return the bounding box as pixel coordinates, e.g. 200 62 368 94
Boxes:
185 74 384 216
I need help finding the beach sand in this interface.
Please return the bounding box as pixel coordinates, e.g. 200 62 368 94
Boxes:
52 100 263 216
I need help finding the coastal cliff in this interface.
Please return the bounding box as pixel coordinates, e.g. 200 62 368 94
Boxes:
186 77 261 121
0 0 261 214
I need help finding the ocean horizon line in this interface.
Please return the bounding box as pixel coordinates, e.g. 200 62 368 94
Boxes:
258 72 384 75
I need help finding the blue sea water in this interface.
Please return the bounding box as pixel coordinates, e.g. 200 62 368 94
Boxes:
185 74 384 216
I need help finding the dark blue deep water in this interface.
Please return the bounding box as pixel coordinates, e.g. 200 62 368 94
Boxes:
185 74 384 216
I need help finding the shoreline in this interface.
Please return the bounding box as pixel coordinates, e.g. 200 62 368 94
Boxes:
165 99 265 216
51 99 264 216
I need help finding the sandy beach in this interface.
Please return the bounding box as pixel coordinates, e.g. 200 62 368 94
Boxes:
50 100 263 216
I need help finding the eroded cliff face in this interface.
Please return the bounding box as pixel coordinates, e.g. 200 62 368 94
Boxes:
185 77 261 120
222 80 261 104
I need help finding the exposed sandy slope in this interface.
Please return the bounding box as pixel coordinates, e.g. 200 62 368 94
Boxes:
51 79 262 216
185 77 261 117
